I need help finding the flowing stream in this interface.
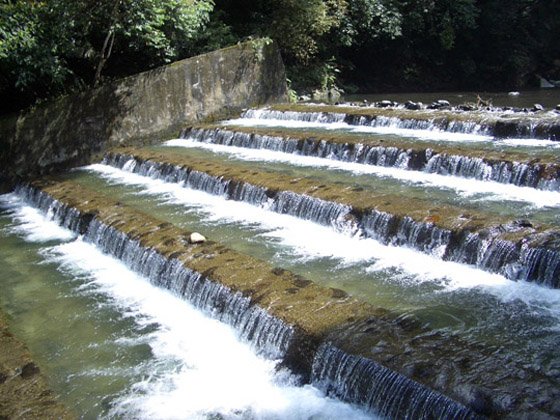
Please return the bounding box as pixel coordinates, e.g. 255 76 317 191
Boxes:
1 100 559 417
0 194 372 419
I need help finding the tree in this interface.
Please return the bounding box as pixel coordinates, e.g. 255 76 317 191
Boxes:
0 0 214 114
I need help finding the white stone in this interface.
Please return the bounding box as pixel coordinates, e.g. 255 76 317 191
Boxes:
189 232 206 244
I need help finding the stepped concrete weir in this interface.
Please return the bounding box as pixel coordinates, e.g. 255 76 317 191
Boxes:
2 41 560 419
246 104 560 141
184 125 560 190
102 149 560 288
15 178 560 417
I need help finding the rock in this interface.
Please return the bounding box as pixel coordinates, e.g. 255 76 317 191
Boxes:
20 362 40 379
428 99 451 109
556 104 560 111
456 385 495 416
377 100 394 108
513 219 534 229
311 88 341 103
458 104 476 111
404 100 422 110
532 103 544 112
189 232 206 244
508 91 520 96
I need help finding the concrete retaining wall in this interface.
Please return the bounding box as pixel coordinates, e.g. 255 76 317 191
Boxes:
0 40 287 185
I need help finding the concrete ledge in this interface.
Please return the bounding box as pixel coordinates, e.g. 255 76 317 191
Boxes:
103 149 560 288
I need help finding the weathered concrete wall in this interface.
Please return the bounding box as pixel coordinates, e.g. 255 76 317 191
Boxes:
0 40 287 185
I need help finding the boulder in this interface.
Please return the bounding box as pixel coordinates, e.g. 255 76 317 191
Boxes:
532 103 544 112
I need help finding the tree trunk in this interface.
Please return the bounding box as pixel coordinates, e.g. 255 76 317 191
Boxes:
93 29 115 87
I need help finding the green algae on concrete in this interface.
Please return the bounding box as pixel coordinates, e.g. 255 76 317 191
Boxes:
0 310 73 420
210 124 560 166
107 147 559 239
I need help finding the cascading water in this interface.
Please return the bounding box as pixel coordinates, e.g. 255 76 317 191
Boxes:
345 114 490 137
76 158 560 417
242 109 348 124
311 343 477 420
182 127 560 191
270 191 356 233
240 107 560 141
101 152 560 288
0 192 378 419
16 184 293 359
5 99 559 418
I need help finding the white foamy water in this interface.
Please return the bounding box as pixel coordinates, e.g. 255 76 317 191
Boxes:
224 117 495 143
6 198 372 420
85 164 560 315
497 138 560 148
0 193 76 242
164 139 560 208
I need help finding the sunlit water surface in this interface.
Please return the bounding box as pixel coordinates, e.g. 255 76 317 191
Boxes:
0 193 372 419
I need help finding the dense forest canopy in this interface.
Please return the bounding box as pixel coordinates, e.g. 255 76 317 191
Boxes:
1 0 559 114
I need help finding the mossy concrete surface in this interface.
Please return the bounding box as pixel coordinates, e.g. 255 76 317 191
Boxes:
109 147 559 242
212 124 560 166
0 40 288 185
27 178 560 417
268 103 560 134
32 178 374 338
0 311 73 419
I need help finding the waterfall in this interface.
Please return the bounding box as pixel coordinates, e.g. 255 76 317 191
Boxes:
516 246 560 288
186 127 300 153
15 185 86 233
16 183 486 417
240 108 560 140
359 210 399 243
241 108 490 137
311 343 477 419
394 217 452 257
17 184 294 359
344 114 490 137
101 153 560 288
242 108 347 124
183 128 414 170
425 155 552 189
183 128 560 191
270 191 356 233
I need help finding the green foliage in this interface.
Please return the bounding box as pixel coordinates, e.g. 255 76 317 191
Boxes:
250 37 273 63
0 2 74 98
0 0 214 113
338 0 402 47
286 78 298 103
2 0 559 113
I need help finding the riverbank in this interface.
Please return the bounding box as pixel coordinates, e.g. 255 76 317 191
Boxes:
0 310 72 419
